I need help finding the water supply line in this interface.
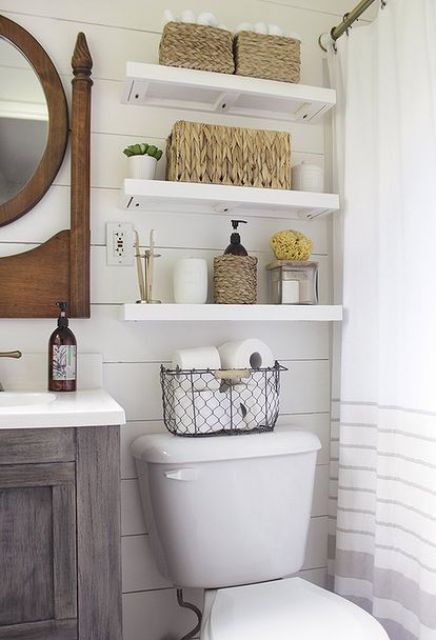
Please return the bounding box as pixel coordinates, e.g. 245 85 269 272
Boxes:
319 0 386 51
176 589 202 640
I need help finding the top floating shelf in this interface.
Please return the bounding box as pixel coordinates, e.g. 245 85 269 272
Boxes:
122 62 336 124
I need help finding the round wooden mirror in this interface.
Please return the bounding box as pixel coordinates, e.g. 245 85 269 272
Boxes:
0 15 68 226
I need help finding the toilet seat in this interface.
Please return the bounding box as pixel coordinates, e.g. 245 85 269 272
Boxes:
201 577 389 640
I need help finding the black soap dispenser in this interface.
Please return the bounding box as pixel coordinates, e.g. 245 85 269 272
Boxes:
214 219 258 304
224 220 248 256
48 302 77 392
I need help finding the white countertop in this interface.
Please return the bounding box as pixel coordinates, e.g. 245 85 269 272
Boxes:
0 389 126 429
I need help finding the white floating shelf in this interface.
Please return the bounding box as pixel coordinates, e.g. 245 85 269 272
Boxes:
122 62 336 123
122 304 343 323
122 179 339 220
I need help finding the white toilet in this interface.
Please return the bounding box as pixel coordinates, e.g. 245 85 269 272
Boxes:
132 427 389 639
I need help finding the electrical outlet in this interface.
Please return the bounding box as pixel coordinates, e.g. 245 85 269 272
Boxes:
106 222 134 265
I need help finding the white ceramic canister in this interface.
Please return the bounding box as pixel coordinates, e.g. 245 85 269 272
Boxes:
173 258 208 303
128 155 157 180
292 161 324 192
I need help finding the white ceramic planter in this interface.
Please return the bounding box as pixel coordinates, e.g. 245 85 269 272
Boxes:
128 155 157 180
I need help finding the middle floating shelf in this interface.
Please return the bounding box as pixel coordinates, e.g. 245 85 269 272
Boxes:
122 179 340 220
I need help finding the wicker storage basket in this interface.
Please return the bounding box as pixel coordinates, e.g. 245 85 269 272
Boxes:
214 255 258 304
234 31 300 83
159 22 234 74
166 120 291 189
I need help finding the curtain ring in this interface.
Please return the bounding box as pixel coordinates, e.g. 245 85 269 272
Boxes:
318 34 328 53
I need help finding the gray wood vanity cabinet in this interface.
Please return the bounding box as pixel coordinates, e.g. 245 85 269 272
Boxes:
0 425 122 640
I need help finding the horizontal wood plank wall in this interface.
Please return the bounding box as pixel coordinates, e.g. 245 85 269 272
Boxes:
0 1 369 638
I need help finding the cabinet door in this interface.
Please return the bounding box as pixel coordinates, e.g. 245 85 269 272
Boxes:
0 462 77 640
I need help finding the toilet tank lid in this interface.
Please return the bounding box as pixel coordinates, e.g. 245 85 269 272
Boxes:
131 427 321 464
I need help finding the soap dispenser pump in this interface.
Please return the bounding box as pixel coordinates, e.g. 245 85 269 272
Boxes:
224 219 248 256
48 301 77 392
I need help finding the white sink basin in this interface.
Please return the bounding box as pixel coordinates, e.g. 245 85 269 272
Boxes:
0 389 125 429
0 392 56 408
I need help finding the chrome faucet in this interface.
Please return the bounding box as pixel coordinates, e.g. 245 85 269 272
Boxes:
0 350 22 391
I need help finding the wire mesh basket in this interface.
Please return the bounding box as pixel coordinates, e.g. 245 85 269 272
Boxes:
160 362 286 437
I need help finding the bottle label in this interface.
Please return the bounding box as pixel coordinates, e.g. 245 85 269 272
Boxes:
52 346 77 381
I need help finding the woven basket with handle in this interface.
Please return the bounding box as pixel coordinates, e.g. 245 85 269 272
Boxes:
166 120 291 189
214 255 258 304
159 22 234 74
234 31 300 83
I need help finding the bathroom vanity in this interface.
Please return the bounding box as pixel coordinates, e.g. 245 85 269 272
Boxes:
0 390 125 640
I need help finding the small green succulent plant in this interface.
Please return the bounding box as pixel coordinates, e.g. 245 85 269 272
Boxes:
123 143 163 160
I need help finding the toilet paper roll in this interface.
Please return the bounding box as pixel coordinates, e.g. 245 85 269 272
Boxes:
218 339 274 370
231 382 258 430
174 388 230 434
172 346 221 391
232 382 278 430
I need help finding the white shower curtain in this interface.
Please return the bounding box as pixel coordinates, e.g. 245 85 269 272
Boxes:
328 2 436 639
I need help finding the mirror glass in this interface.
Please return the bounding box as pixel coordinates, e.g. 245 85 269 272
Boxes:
0 38 48 206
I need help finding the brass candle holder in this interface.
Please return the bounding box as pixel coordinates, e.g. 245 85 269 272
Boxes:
134 229 161 304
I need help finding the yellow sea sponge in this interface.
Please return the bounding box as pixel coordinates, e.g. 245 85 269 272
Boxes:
271 229 313 261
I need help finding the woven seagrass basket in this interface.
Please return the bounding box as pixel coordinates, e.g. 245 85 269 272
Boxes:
159 22 234 74
214 255 258 304
234 31 301 83
166 120 291 189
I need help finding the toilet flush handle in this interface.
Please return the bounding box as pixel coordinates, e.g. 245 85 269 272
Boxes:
164 468 198 481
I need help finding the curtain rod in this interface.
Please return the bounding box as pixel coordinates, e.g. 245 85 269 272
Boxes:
319 0 382 51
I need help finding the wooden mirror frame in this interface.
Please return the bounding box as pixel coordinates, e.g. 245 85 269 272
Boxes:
0 19 92 318
0 15 68 226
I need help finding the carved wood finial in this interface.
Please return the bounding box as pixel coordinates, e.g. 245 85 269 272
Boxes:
70 31 92 317
72 32 93 80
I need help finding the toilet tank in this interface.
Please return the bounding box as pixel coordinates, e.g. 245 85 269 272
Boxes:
132 427 320 589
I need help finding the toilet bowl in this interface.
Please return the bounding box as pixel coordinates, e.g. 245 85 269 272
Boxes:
201 578 389 639
132 427 388 639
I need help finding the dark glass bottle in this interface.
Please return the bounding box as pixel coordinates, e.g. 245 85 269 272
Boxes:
48 302 77 392
224 219 248 256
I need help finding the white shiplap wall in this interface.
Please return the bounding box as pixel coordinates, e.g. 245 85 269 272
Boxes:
0 2 370 639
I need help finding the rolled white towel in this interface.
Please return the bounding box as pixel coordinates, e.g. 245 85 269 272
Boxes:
181 9 196 23
268 24 283 36
162 9 177 25
288 31 302 41
236 22 253 32
254 21 268 34
197 12 218 26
